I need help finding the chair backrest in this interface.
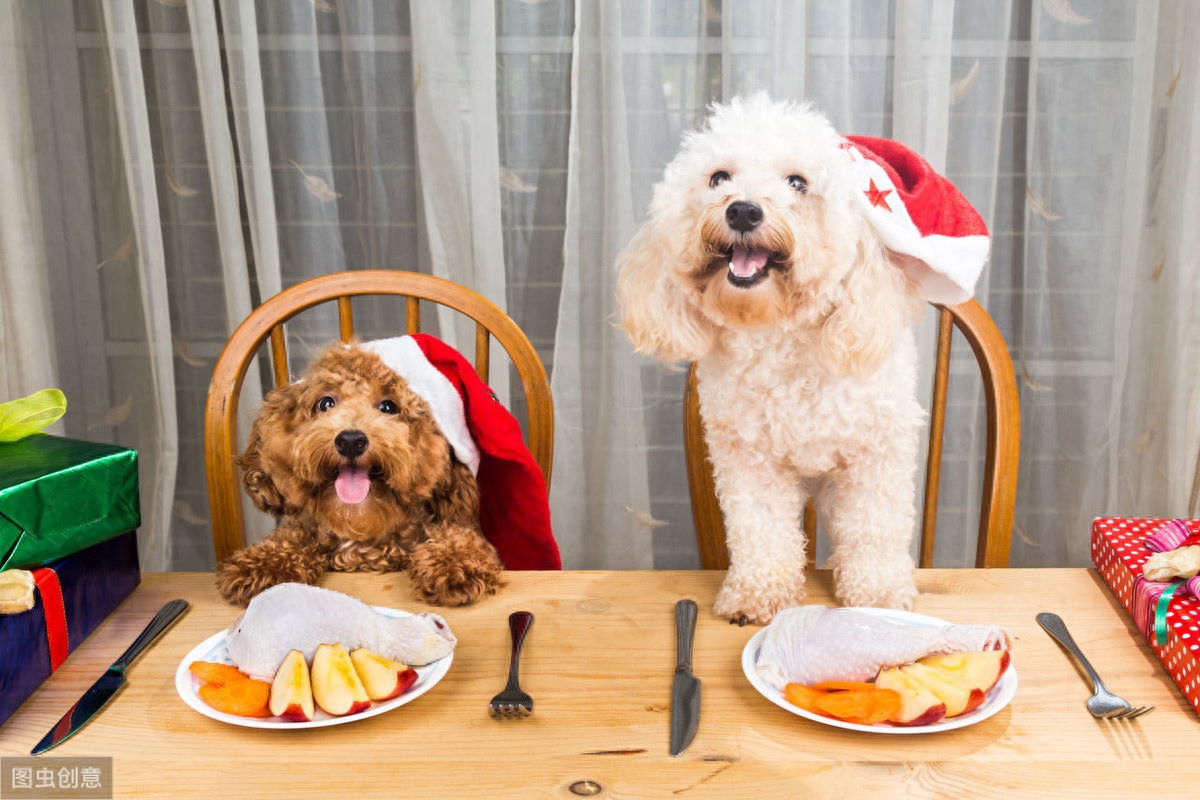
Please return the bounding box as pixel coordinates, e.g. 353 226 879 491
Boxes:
685 299 1020 570
205 270 553 564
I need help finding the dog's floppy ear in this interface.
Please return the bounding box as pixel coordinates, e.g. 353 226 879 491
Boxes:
820 234 923 376
427 458 482 528
236 383 302 516
616 222 714 363
238 437 286 515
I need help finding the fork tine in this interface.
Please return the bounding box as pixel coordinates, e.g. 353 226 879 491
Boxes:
1118 705 1155 719
1102 705 1151 720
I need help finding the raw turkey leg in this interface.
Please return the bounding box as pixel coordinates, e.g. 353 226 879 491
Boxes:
755 605 1010 690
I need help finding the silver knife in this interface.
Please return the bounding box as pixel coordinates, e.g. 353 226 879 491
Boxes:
32 599 189 755
669 598 701 756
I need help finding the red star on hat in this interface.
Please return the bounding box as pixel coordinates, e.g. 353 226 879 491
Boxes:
842 135 990 305
865 179 893 211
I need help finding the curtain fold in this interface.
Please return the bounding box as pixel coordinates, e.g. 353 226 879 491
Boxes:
192 0 272 546
409 4 506 380
0 3 57 400
99 0 179 571
1123 1 1200 517
550 0 654 569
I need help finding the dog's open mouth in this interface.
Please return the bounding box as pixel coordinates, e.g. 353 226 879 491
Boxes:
333 462 385 505
712 245 787 288
334 464 370 504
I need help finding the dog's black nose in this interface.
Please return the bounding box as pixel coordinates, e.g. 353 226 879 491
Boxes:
725 200 763 232
335 429 369 458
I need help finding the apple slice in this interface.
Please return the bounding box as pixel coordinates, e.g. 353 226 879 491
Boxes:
900 661 983 717
350 648 419 701
874 667 948 726
311 643 372 716
269 649 315 722
916 650 1010 695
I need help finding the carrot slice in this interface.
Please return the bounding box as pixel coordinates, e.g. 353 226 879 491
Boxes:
189 661 251 686
198 679 272 717
811 680 877 692
814 687 903 725
783 683 832 717
866 689 902 724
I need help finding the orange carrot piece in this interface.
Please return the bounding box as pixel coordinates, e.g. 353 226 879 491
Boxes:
811 680 877 692
189 661 251 686
198 679 272 717
783 683 832 717
814 688 903 725
865 689 902 724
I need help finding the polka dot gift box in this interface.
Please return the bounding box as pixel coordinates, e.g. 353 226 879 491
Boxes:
1091 517 1200 715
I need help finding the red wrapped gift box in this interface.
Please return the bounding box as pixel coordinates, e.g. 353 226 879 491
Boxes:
1091 516 1200 715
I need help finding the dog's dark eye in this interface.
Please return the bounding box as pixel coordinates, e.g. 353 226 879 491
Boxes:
786 174 808 193
316 396 336 412
377 400 398 415
709 170 731 188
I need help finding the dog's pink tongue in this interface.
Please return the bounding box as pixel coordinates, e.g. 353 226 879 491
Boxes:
729 246 769 278
335 465 371 505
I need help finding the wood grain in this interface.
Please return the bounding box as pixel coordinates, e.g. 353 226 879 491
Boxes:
3 569 1197 798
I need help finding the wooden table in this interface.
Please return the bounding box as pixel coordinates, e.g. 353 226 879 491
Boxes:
3 569 1198 798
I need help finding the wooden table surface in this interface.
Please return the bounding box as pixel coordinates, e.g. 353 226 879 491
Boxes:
2 568 1198 798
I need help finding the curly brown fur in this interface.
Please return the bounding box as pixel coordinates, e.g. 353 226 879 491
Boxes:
216 341 503 606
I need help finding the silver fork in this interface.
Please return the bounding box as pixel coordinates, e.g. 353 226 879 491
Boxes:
1036 611 1154 719
489 611 534 717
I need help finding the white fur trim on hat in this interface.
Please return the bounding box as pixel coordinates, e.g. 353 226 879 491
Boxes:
360 336 481 475
842 138 989 305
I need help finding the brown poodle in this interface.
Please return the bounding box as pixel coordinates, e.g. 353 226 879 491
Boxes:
215 341 503 606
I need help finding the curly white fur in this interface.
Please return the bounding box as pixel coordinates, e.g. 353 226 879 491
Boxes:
617 93 926 624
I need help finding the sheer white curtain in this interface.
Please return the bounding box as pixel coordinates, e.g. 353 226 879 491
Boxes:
1 0 1197 575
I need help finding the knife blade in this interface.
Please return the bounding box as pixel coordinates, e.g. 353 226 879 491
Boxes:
32 599 189 755
669 598 701 756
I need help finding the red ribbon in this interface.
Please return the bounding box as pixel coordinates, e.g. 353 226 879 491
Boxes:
32 567 70 671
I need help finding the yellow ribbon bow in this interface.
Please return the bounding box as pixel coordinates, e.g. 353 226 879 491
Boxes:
0 388 67 442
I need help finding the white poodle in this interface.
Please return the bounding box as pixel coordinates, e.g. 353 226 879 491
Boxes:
617 94 986 624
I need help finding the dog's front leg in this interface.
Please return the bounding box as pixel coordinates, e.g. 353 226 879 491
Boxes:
215 521 329 606
711 458 807 626
821 447 919 611
406 523 503 606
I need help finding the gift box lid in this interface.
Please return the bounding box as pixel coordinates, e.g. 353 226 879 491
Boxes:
0 434 140 570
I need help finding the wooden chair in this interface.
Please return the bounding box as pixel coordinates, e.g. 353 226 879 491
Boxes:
204 270 553 564
685 299 1020 570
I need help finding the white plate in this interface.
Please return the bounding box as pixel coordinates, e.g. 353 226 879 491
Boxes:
175 606 452 729
742 607 1017 734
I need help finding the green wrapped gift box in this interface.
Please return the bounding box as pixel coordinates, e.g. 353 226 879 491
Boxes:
0 434 140 570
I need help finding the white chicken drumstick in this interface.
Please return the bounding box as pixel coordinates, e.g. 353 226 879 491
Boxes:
225 582 457 679
755 605 1010 691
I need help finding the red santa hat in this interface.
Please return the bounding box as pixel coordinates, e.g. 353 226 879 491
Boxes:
359 334 560 571
842 135 989 305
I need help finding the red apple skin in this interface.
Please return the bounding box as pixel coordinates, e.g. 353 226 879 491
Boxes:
368 667 417 701
350 649 420 701
397 667 418 696
995 650 1012 684
875 668 949 725
962 687 987 715
277 702 312 723
889 703 948 727
917 649 1011 695
269 649 315 722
